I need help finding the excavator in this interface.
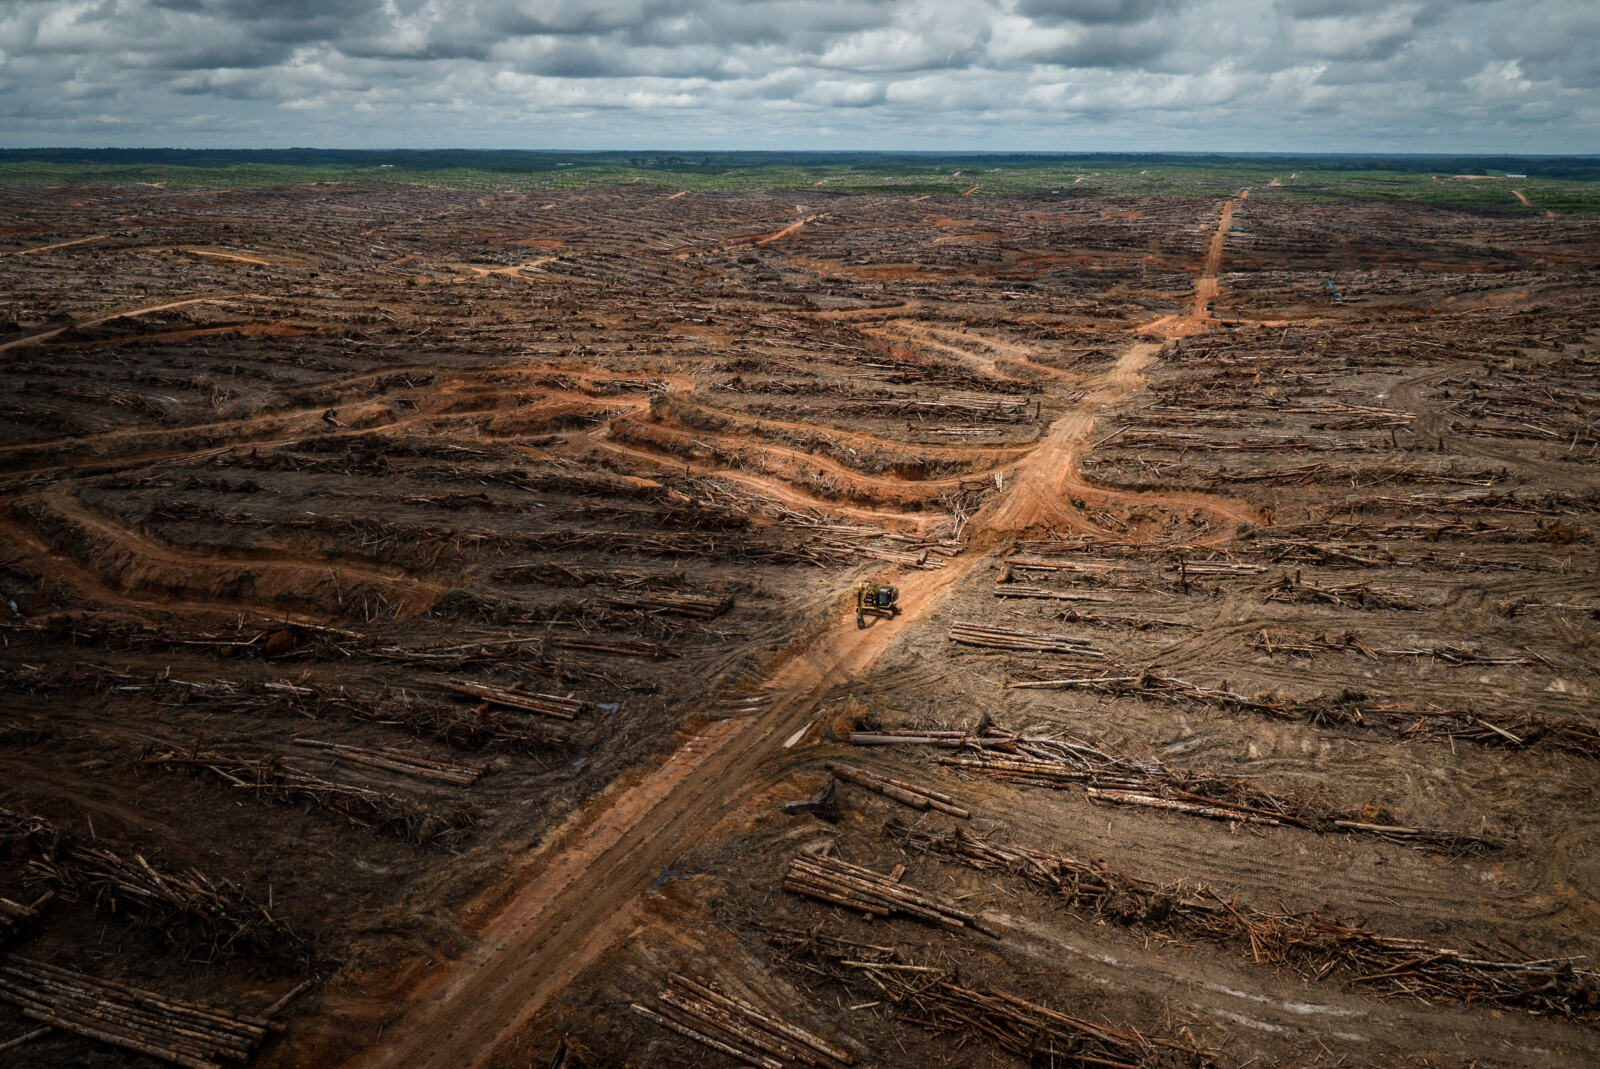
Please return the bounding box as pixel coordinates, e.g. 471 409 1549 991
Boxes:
855 579 901 628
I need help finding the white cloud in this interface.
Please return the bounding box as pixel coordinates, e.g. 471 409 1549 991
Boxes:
0 0 1590 150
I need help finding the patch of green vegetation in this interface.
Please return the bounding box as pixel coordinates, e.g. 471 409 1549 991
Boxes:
1 149 1596 212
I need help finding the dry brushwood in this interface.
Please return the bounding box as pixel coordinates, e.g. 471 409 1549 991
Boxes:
0 808 297 956
898 823 1600 1023
291 738 486 787
1248 629 1548 666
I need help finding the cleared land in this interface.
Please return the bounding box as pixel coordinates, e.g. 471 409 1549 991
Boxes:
0 176 1597 1069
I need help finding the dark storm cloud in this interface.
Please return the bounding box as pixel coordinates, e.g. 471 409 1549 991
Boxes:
0 0 1591 150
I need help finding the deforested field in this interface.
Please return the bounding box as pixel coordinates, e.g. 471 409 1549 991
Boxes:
0 177 1597 1069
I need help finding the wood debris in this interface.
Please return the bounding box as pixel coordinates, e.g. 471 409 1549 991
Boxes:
1007 672 1600 757
137 748 473 843
768 927 1214 1068
291 738 485 787
947 621 1104 656
0 808 295 955
823 761 969 818
902 824 1599 1022
0 955 282 1069
854 728 1493 851
783 852 996 936
632 973 854 1069
0 893 52 950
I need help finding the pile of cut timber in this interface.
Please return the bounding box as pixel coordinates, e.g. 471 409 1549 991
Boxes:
948 621 1103 656
783 853 994 936
824 761 969 817
293 738 485 787
632 973 854 1068
0 956 276 1068
604 591 732 618
434 680 595 719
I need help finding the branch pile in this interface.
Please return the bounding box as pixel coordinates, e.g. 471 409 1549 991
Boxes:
432 679 600 720
901 825 1600 1022
1260 574 1418 611
0 808 296 955
632 973 855 1069
604 591 732 619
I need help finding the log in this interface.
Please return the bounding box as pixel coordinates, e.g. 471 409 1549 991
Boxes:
825 762 969 818
631 1003 781 1069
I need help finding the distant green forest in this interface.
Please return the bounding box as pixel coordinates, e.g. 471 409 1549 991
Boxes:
3 148 1597 213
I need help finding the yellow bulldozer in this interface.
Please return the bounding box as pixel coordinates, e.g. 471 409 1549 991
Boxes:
855 579 901 628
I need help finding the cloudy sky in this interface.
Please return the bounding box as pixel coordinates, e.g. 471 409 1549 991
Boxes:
1 0 1594 152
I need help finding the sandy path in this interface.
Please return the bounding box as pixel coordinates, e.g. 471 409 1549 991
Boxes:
14 489 437 619
0 233 108 257
137 246 292 266
1512 189 1557 217
0 295 235 355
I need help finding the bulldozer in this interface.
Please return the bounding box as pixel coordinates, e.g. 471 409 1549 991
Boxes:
855 579 901 628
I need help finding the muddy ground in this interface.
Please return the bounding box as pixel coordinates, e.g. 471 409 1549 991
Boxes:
0 180 1596 1068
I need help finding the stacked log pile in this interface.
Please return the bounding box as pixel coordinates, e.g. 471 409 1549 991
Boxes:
947 621 1104 656
137 748 473 843
434 680 597 720
902 825 1600 1022
632 973 854 1068
855 726 1491 851
603 591 732 618
823 761 969 818
782 853 995 936
0 809 293 954
0 955 275 1069
768 927 1214 1069
291 739 485 787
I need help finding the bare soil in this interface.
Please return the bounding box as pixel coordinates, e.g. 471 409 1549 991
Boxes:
0 181 1596 1069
